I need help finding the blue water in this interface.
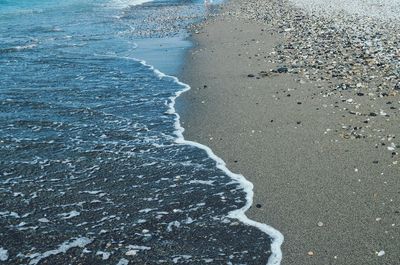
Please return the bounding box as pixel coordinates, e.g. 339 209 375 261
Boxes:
0 0 276 264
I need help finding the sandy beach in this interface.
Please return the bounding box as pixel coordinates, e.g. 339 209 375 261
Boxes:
178 0 400 264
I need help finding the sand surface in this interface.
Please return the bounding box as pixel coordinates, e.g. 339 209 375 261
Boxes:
177 0 400 264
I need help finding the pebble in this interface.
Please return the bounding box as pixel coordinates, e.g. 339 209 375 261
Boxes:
227 0 400 168
272 66 288 73
377 250 385 257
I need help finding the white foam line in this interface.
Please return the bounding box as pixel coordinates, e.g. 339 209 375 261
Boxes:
141 60 284 264
93 53 284 264
109 0 153 9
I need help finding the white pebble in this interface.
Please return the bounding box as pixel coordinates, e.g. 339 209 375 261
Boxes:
377 250 385 257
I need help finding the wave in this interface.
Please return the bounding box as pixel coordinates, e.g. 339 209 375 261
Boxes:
107 0 154 9
96 51 285 264
0 44 37 54
141 58 285 265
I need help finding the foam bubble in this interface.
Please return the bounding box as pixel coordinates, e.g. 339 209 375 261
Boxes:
0 247 9 262
28 237 92 265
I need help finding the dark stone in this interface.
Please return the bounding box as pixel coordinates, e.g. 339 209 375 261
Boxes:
373 160 379 164
369 112 377 116
256 204 262 208
394 83 400 90
297 102 302 105
338 83 351 91
296 121 301 124
247 74 255 78
272 66 288 73
356 92 364 96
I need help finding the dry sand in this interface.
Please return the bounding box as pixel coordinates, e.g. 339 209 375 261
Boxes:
177 0 400 264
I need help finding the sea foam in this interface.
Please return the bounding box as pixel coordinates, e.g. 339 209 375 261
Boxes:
109 0 153 9
139 59 285 265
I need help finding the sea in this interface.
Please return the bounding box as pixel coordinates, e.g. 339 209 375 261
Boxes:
0 0 282 264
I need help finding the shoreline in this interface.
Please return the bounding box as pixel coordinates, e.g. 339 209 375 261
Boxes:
178 0 400 264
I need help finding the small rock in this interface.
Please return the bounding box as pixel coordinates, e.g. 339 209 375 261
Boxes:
377 250 385 257
317 221 324 227
247 74 255 78
273 66 288 73
307 251 314 256
256 204 262 208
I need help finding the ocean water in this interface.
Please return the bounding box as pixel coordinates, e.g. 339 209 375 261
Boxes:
0 0 282 264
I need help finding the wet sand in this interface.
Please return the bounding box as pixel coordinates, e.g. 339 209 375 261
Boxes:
177 0 400 264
